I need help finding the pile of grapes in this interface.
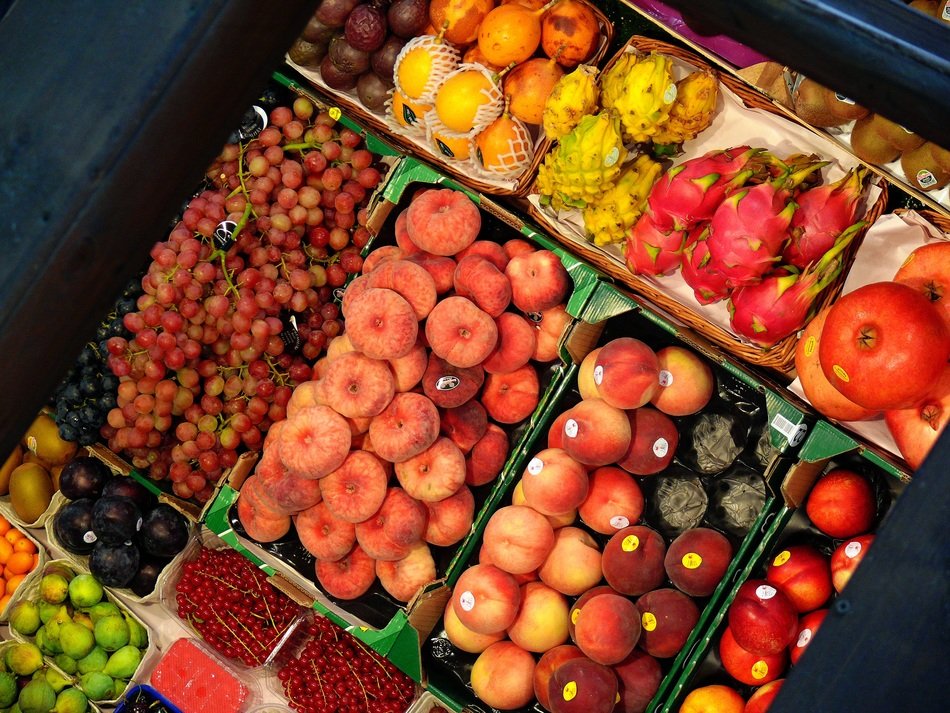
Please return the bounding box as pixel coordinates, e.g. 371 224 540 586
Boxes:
99 96 385 501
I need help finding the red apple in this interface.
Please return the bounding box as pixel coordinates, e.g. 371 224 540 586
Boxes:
804 468 876 539
893 241 950 331
727 580 798 656
830 533 875 593
650 346 715 416
819 281 950 410
765 544 833 613
884 363 950 470
790 608 828 666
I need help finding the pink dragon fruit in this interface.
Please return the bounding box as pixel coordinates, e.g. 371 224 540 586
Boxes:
782 166 869 269
681 226 732 305
647 146 768 232
625 213 695 276
728 221 866 347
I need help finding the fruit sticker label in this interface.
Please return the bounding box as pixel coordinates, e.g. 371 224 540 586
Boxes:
458 591 475 611
328 107 342 121
83 531 97 544
435 376 461 391
526 312 543 323
773 550 791 567
564 419 579 439
622 534 640 552
609 515 630 530
279 314 302 354
804 336 818 358
562 682 577 702
756 584 778 600
235 105 268 142
833 93 857 105
571 608 581 624
26 436 37 454
658 370 673 387
641 612 657 631
527 457 544 475
663 83 678 104
593 365 604 385
652 438 669 458
845 541 863 558
917 170 938 188
604 147 620 168
682 553 702 569
213 219 237 249
751 661 769 680
797 628 813 648
832 364 850 382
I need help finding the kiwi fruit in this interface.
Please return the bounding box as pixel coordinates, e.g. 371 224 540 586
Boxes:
901 142 950 191
850 115 901 164
929 142 950 173
825 91 869 122
793 78 845 127
870 114 926 151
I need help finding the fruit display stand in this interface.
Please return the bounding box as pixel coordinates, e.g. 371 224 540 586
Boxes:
526 34 888 376
419 279 815 713
659 419 909 712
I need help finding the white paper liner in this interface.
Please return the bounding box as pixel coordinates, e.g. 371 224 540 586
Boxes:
788 210 949 459
0 490 68 530
392 35 461 105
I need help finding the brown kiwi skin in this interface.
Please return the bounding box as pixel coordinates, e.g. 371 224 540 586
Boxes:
901 142 950 192
850 115 901 164
869 114 926 152
824 89 869 122
793 78 846 128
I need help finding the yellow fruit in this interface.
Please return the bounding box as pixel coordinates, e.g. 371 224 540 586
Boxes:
429 0 495 45
503 57 564 125
394 36 460 102
391 90 432 131
477 3 544 67
8 462 54 524
22 413 76 466
474 112 534 175
435 68 502 133
430 126 472 160
0 445 23 496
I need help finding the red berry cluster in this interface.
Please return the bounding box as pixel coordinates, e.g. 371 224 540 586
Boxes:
174 547 303 666
277 615 415 713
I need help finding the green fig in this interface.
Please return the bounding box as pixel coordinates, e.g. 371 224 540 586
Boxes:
77 673 112 703
17 678 55 713
50 688 86 713
70 613 93 632
37 602 60 625
84 603 119 624
42 671 69 695
5 644 43 677
122 615 147 650
0 671 17 708
110 679 126 700
76 647 107 676
67 576 102 610
9 602 41 637
39 575 69 606
51 657 76 677
92 616 128 653
34 629 53 657
58 623 94 661
102 646 140 681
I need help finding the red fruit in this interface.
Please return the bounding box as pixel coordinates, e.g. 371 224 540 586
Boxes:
804 468 876 539
884 363 950 470
727 580 798 656
277 405 351 478
719 625 787 686
765 544 833 613
892 240 950 331
790 608 828 666
830 534 875 593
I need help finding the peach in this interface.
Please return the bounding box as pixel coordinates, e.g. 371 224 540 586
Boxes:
388 340 428 392
719 625 787 686
507 581 570 653
766 543 833 613
454 255 512 317
533 303 572 363
613 650 663 713
727 580 799 656
393 207 422 255
440 401 488 453
312 358 330 380
368 392 440 463
481 363 540 424
650 346 715 416
406 253 457 294
539 526 604 596
567 585 617 642
424 485 475 547
746 679 785 713
453 563 522 635
395 437 467 502
427 298 499 369
458 239 509 270
241 472 292 516
478 542 539 585
547 657 618 713
315 544 376 600
534 645 585 711
664 527 733 597
322 351 396 419
483 312 537 374
443 598 506 654
470 641 536 711
679 684 745 713
830 533 874 592
560 398 632 466
512 479 576 529
465 423 509 486
345 415 372 436
326 332 357 362
321 451 389 523
790 608 827 665
618 407 679 476
578 466 644 535
405 188 481 256
593 338 660 409
574 592 641 664
255 458 323 513
366 258 439 320
345 287 419 360
521 447 589 516
602 526 667 596
483 505 556 574
422 354 485 408
804 468 876 539
577 347 602 400
546 411 569 450
635 588 700 659
361 245 404 274
341 273 372 316
505 249 571 313
376 541 437 603
286 380 328 418
295 501 357 562
237 484 291 542
354 487 427 561
504 237 536 259
278 405 351 479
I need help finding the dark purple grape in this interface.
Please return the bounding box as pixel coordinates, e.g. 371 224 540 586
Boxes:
344 3 387 52
370 35 406 83
388 0 428 39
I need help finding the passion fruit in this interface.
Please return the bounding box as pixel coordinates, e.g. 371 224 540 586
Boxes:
320 54 359 91
388 0 429 39
329 35 371 75
358 72 393 112
371 35 407 82
345 3 388 52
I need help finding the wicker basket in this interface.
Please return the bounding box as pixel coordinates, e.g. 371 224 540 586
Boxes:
286 0 613 197
920 209 950 234
527 35 889 376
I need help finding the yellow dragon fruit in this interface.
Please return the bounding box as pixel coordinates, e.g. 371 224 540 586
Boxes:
583 154 664 246
536 111 627 211
542 65 601 142
601 51 677 143
652 69 720 145
599 51 638 112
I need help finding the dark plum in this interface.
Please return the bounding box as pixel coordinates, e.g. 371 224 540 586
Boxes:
53 498 97 555
320 55 359 91
129 556 170 597
89 541 140 588
344 4 387 52
92 496 143 545
59 457 112 500
139 504 190 558
388 0 428 39
328 35 370 75
101 476 155 512
370 35 406 82
357 72 392 111
315 0 360 28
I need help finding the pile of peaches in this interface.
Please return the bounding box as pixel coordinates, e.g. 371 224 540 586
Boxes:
677 465 883 713
237 188 576 604
439 335 756 713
